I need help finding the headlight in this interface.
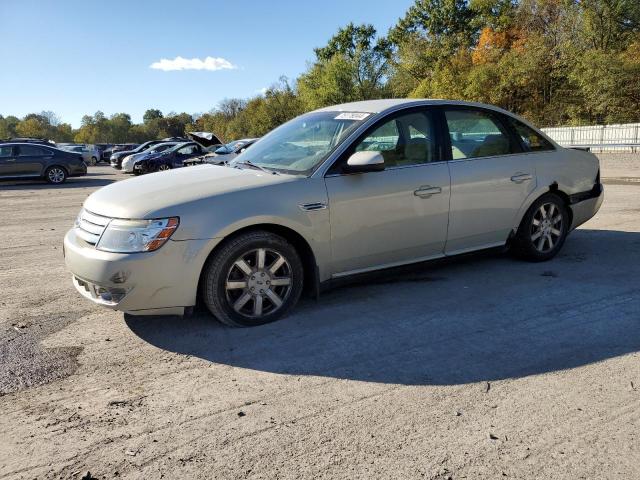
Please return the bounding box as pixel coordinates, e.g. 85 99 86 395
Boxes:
96 217 179 253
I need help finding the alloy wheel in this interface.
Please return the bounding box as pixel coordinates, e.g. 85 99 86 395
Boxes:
158 164 170 171
48 167 65 184
530 202 563 253
224 248 292 318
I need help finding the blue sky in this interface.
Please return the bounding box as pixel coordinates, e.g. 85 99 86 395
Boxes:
0 0 414 127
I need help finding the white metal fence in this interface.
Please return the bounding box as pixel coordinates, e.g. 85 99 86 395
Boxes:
542 123 640 152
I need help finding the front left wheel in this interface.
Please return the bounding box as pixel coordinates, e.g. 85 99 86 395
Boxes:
202 231 304 327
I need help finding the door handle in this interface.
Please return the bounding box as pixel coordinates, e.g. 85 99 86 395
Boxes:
511 173 533 183
414 186 442 198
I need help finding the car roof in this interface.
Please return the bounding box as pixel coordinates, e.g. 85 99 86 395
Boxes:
0 142 54 148
313 98 518 116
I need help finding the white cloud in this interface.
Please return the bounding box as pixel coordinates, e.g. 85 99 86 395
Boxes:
255 87 268 95
150 56 237 72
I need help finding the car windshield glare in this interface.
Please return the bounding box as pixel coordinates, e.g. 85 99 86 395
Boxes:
230 111 369 175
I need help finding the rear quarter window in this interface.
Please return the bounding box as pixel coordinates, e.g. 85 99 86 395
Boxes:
508 118 555 152
18 145 47 156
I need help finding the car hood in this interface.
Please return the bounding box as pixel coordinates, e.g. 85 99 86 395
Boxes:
84 164 297 219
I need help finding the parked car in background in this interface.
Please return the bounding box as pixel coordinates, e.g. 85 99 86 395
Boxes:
65 99 603 326
103 144 137 162
61 144 101 165
0 142 86 184
95 144 113 162
121 142 179 173
187 131 223 149
185 138 258 166
110 138 185 169
134 141 205 173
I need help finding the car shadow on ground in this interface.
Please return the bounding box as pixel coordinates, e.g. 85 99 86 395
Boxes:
126 229 640 386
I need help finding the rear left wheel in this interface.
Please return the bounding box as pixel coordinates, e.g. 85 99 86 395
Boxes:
202 231 304 327
513 192 569 261
45 166 67 184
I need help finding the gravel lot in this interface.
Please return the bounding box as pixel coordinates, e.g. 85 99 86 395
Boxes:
1 154 639 479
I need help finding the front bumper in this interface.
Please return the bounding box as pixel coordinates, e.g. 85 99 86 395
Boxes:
64 229 219 316
569 183 604 230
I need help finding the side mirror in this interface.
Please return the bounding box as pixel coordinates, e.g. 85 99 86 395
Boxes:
344 151 385 173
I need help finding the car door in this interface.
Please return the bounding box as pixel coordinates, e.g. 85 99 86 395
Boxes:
15 145 50 176
442 107 536 254
0 145 17 177
325 109 451 276
173 144 196 167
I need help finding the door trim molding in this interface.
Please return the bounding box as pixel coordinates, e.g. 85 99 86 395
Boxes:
332 252 446 279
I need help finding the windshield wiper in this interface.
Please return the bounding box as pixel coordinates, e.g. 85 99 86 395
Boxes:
234 160 279 175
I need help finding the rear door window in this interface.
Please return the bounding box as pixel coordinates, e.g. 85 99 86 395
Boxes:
18 145 47 156
444 109 516 159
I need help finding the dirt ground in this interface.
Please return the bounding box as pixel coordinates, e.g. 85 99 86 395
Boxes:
1 155 639 479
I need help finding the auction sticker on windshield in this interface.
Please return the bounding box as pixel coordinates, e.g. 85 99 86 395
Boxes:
334 112 371 121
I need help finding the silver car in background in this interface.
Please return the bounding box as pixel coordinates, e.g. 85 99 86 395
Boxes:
64 99 603 327
61 144 100 165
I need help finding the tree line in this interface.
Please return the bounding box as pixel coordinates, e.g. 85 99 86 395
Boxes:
1 0 638 144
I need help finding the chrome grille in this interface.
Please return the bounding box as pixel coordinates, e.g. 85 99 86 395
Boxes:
75 209 111 245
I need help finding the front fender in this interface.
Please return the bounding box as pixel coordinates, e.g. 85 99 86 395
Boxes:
174 177 332 281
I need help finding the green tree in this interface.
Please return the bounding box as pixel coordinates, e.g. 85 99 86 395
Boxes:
387 0 480 96
0 115 20 139
143 109 163 124
298 23 392 110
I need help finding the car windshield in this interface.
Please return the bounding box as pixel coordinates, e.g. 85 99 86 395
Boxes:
135 142 154 152
162 142 190 153
148 143 173 153
229 111 369 175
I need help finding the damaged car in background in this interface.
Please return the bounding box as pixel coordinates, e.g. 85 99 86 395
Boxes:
185 138 259 166
120 142 179 174
133 141 205 173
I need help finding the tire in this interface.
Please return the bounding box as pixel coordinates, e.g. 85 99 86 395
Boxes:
202 231 304 327
45 166 67 184
513 192 569 262
157 164 171 171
